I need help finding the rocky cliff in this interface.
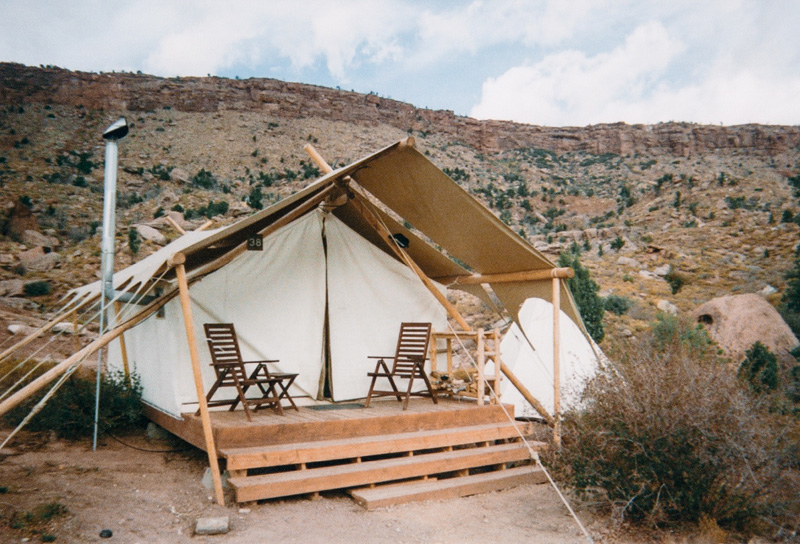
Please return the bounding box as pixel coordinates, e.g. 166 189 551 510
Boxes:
2 62 798 157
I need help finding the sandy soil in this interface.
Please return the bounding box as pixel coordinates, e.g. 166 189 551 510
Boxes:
0 429 646 544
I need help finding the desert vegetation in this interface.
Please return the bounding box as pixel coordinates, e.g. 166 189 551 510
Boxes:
549 314 800 540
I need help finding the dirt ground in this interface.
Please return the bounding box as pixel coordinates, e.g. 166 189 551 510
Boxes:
0 428 656 544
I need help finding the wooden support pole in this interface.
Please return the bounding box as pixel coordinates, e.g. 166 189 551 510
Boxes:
72 310 80 353
433 267 574 286
493 328 502 405
552 277 562 448
113 301 131 384
173 259 225 506
196 220 214 232
165 215 186 235
477 329 485 406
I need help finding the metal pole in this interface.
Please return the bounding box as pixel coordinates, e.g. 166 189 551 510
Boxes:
93 118 127 451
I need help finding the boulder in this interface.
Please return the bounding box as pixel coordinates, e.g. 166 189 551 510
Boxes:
25 252 61 272
693 294 799 360
616 256 641 268
8 323 36 335
134 224 167 245
17 246 45 264
147 211 190 232
22 229 59 249
653 264 671 277
0 279 24 297
6 201 38 240
169 167 190 183
656 300 678 315
759 285 778 297
52 322 78 335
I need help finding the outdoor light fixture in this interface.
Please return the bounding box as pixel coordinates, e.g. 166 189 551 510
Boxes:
94 117 128 451
391 233 410 249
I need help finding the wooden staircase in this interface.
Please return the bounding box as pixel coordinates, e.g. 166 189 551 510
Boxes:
221 419 546 506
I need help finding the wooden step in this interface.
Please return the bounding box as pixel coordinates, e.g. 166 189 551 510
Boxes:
221 422 537 471
348 465 547 510
228 442 532 502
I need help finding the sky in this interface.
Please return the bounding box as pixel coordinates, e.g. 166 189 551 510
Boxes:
1 0 799 127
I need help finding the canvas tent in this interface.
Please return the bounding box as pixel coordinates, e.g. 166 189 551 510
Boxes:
0 137 592 428
492 298 604 418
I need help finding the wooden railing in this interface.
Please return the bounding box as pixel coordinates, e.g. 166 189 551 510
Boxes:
430 329 503 406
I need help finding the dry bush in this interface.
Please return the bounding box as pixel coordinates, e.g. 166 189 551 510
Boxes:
549 316 800 538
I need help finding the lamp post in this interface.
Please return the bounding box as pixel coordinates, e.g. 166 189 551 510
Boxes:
93 118 128 451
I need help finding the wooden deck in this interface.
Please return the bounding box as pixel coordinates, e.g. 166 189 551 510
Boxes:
144 397 514 450
143 398 547 505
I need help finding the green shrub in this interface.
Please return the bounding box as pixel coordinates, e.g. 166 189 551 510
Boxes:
551 325 797 531
664 268 685 294
739 341 779 393
5 371 144 439
23 281 50 297
610 236 625 251
558 253 604 342
651 313 712 354
128 228 140 256
247 186 264 210
604 294 633 315
191 168 217 189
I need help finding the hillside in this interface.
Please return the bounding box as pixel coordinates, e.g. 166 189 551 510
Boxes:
1 62 799 342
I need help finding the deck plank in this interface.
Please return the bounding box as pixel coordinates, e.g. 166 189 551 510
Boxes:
228 442 531 502
348 465 548 510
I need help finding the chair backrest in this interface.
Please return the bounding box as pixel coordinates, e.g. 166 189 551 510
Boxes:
204 323 245 376
392 322 432 376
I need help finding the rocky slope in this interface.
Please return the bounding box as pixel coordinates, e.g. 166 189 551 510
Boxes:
1 62 799 342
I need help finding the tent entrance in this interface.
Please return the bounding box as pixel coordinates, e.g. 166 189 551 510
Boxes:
318 216 334 401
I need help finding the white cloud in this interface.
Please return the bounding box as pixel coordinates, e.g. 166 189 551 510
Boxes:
470 21 684 125
470 3 800 126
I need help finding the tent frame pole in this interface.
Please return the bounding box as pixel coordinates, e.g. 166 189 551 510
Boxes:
552 277 562 448
172 257 225 506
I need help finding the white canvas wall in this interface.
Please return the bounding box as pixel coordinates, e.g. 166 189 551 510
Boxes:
109 212 327 414
325 215 447 401
496 298 602 418
109 210 447 413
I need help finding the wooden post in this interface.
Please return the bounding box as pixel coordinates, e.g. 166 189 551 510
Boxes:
196 219 214 232
72 310 80 353
165 215 186 235
552 277 562 449
172 258 225 506
476 329 485 406
493 328 502 405
114 301 131 384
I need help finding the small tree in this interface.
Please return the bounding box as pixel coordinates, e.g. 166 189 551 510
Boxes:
558 253 604 343
128 228 140 256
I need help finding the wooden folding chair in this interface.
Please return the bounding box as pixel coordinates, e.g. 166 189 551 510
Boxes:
364 322 438 410
202 323 298 420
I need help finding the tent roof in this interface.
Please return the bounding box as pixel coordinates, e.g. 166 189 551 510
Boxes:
69 138 584 329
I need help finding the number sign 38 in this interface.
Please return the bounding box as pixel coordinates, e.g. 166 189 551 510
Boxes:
247 236 263 251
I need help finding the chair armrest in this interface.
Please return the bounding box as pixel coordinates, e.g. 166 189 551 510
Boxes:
367 356 395 360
